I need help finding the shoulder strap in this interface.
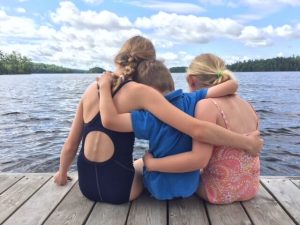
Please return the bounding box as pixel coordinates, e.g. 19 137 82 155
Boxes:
96 79 133 98
208 99 229 129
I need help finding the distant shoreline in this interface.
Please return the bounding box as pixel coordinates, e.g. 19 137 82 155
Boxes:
1 50 300 75
2 71 300 76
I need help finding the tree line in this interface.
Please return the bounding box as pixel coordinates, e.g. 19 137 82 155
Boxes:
227 56 300 72
0 50 105 75
170 56 300 73
2 50 300 75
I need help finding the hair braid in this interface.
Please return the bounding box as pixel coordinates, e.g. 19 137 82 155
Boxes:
112 35 156 92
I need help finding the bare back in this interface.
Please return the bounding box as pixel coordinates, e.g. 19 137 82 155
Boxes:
80 81 139 162
212 95 258 133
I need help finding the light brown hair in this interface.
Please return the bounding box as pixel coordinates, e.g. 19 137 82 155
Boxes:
136 60 175 94
112 36 156 92
187 53 236 88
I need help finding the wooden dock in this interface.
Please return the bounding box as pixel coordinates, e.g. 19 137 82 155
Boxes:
0 173 299 225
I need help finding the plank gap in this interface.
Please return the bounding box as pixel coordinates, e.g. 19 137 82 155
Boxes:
240 201 254 225
0 175 25 195
41 180 80 225
82 202 97 225
260 180 299 225
1 174 53 224
124 201 133 225
203 201 212 225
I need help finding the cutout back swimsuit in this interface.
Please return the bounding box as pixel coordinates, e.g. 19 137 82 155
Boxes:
77 80 135 204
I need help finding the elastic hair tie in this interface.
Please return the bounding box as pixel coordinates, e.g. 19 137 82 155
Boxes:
216 71 223 79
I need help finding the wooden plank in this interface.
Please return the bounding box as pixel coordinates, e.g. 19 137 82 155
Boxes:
127 194 167 225
261 178 300 224
3 174 78 225
43 183 94 225
0 174 51 224
206 202 251 225
242 184 295 225
0 174 24 194
85 201 130 225
169 196 209 225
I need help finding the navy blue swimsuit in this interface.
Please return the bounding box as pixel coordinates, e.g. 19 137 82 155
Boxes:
77 80 135 204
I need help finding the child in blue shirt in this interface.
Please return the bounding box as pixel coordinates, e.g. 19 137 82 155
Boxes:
99 60 238 200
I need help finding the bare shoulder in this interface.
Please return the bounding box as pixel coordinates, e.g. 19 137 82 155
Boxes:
120 81 155 96
195 98 218 121
82 81 98 100
196 98 217 111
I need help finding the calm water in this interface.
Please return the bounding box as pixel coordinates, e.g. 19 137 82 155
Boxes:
0 72 300 175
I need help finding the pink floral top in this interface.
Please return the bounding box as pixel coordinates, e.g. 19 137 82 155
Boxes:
201 99 260 204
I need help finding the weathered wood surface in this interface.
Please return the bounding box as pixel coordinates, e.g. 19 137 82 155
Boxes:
261 178 300 224
242 184 295 225
169 196 209 225
0 174 299 225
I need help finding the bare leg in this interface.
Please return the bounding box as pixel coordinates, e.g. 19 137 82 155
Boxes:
129 158 144 201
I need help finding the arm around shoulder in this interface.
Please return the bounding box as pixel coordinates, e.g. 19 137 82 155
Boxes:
206 80 238 98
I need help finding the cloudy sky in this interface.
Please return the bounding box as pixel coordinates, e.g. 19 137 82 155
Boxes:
1 0 300 70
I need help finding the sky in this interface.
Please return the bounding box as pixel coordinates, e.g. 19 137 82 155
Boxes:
1 0 300 70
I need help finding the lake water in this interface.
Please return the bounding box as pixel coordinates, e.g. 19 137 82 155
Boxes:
0 72 299 175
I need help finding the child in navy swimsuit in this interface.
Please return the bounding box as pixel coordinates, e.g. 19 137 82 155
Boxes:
77 80 135 204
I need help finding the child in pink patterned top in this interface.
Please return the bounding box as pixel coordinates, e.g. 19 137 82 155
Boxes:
143 53 260 204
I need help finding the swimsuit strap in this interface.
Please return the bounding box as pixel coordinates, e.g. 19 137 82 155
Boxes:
96 79 133 98
208 99 230 130
112 79 133 97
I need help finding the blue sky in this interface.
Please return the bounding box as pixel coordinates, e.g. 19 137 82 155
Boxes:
1 0 300 70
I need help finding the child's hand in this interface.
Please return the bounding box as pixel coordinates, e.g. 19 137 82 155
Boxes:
143 151 154 171
245 130 264 156
54 171 71 186
97 71 113 88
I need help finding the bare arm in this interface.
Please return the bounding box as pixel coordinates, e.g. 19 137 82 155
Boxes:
54 100 84 185
98 74 133 132
206 80 237 98
98 73 263 154
144 100 215 173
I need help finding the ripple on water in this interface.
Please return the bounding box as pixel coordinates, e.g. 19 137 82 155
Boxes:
1 72 300 176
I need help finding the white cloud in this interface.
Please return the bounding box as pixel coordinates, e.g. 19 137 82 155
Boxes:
50 1 132 30
1 1 300 69
15 7 26 13
0 10 37 38
125 1 205 14
158 51 195 67
135 12 243 43
223 55 252 64
277 52 284 57
238 26 273 47
199 0 238 8
82 0 104 4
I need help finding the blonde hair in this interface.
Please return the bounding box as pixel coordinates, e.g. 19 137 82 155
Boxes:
112 36 156 92
187 53 236 88
136 60 174 94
